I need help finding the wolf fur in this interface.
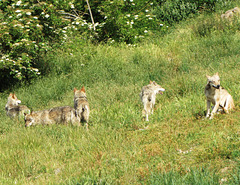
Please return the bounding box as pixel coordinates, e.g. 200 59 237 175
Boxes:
140 81 165 121
205 72 234 119
221 7 240 20
24 106 80 127
74 86 90 129
5 93 30 119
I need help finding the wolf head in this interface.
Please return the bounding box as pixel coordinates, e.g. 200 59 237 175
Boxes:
24 112 35 127
206 72 220 89
149 81 165 94
74 86 87 98
7 93 22 106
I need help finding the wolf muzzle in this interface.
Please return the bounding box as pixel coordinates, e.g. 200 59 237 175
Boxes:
212 84 220 89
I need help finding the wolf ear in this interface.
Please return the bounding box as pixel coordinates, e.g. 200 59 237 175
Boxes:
215 72 219 76
206 74 210 78
149 81 153 84
9 93 12 97
81 86 85 93
12 93 16 99
73 87 77 93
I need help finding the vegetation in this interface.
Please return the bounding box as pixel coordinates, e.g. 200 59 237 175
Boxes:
0 0 240 184
0 0 232 87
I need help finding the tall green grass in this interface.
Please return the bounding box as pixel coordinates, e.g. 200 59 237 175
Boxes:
0 9 240 184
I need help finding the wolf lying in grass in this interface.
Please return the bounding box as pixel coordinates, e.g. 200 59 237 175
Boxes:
140 81 165 121
5 93 30 119
221 7 240 20
74 86 90 129
205 72 234 119
24 106 80 127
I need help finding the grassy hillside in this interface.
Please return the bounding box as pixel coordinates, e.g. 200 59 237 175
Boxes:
1 9 240 184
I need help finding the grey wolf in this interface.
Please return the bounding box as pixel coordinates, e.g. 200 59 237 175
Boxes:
140 81 165 121
74 86 90 129
221 7 240 19
5 93 30 119
205 72 235 119
24 106 80 127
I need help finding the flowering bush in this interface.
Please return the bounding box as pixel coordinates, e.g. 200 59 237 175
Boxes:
0 0 221 87
0 0 86 85
86 0 162 43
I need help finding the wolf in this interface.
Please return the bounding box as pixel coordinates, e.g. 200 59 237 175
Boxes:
221 7 240 19
205 72 235 119
5 93 30 119
24 106 80 127
74 86 90 129
140 81 165 121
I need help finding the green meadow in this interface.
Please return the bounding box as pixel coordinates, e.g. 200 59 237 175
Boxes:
1 10 240 185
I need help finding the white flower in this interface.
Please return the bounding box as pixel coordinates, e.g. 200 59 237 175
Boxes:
76 22 79 25
15 10 21 13
16 1 22 6
104 16 107 19
145 9 149 12
132 3 135 6
62 30 66 33
144 30 148 33
45 14 50 18
33 17 38 19
130 21 134 24
126 14 130 17
160 24 163 26
26 12 31 15
149 17 153 20
130 0 133 2
126 21 129 25
17 13 22 17
71 4 74 9
150 3 153 5
146 15 150 17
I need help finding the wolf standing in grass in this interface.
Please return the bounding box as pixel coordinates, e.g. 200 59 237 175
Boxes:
140 81 165 121
5 93 30 119
205 72 234 119
74 86 90 129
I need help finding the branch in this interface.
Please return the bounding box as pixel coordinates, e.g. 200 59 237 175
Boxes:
86 0 95 31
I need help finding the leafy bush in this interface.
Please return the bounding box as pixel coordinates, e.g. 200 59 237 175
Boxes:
0 0 162 88
153 0 225 26
85 0 163 43
0 0 225 88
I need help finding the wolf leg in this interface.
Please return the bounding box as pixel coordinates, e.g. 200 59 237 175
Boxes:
206 100 211 118
210 102 220 119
